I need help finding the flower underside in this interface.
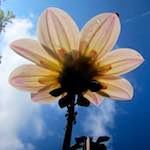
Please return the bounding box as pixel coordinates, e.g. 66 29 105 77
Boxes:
50 52 102 107
60 53 102 93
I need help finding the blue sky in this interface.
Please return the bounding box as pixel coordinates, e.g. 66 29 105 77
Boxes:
0 0 150 150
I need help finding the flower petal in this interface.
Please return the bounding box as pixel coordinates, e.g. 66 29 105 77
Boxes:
97 76 133 100
98 48 144 76
80 13 120 59
10 38 61 72
84 91 103 105
37 7 80 60
9 64 59 92
31 84 60 103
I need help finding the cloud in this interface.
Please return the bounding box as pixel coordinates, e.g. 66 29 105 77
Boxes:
82 100 115 150
141 10 150 17
83 100 115 136
124 10 150 23
0 18 45 150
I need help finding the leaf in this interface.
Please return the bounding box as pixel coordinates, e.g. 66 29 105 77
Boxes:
0 9 15 33
0 9 4 19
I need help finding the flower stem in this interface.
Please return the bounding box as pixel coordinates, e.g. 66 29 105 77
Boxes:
62 94 76 150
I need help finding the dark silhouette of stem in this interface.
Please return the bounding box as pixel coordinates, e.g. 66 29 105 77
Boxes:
62 95 76 150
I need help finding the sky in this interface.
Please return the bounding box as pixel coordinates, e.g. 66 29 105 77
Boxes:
0 0 150 150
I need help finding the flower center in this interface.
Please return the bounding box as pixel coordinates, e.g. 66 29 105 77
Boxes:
49 52 103 108
59 53 99 94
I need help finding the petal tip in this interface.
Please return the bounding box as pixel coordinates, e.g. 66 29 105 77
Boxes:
9 77 14 86
139 56 144 63
45 7 63 15
135 51 144 65
95 99 103 105
127 92 134 100
31 93 38 102
126 85 134 100
110 12 120 21
9 71 17 86
9 42 15 49
9 39 22 52
114 12 120 17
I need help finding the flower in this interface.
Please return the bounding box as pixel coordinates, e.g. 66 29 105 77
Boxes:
9 7 144 106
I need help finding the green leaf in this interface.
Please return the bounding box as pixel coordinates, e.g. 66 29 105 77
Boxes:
0 9 4 19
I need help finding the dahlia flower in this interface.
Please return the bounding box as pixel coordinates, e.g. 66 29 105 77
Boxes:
9 7 144 105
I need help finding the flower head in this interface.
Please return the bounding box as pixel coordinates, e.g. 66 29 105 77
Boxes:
9 8 144 106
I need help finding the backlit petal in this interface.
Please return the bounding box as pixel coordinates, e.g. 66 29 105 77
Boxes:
37 7 80 60
31 84 61 103
80 13 120 59
97 76 133 100
84 91 103 105
10 39 61 72
9 64 59 92
98 48 144 76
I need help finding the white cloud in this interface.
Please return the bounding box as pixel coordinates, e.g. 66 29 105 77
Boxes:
83 100 115 136
83 100 116 150
0 136 24 150
0 18 45 150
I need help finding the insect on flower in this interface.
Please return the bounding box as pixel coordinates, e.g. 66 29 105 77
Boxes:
9 7 144 107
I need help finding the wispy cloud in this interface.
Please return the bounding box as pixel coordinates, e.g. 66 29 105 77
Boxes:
124 10 150 23
0 18 45 150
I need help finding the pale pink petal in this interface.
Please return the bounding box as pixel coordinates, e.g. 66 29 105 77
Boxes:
97 76 133 100
84 91 103 105
80 13 120 59
31 84 60 103
98 48 144 76
37 7 80 60
10 39 61 72
9 64 59 93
